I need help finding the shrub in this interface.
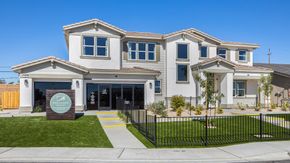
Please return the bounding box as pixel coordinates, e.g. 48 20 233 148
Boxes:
176 107 183 116
255 103 261 111
270 103 276 110
282 102 289 111
195 105 203 115
189 106 195 115
147 101 167 117
217 107 223 114
170 95 185 111
237 103 245 110
33 105 42 112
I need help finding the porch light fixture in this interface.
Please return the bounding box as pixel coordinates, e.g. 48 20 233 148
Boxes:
24 79 29 87
76 80 80 88
149 82 152 89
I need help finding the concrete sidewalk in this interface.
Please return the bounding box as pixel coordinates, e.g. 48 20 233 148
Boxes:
1 141 290 162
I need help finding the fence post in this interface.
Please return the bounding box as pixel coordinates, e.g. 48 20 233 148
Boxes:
138 109 140 130
145 109 148 138
205 114 208 146
260 113 263 140
154 114 157 147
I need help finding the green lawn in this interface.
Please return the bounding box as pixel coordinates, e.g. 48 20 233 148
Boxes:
128 116 290 148
0 116 112 147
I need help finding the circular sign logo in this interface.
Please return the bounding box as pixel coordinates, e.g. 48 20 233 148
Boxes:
50 93 72 114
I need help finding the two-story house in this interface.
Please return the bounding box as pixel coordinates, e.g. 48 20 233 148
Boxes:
12 19 272 112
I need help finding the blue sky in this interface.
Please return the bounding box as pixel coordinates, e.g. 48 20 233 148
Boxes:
0 0 290 83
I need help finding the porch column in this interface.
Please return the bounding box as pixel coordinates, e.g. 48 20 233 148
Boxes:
72 79 84 111
19 77 33 113
220 73 233 108
145 80 155 107
196 72 206 105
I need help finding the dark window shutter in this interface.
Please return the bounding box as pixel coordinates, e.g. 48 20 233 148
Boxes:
156 43 161 62
123 41 128 60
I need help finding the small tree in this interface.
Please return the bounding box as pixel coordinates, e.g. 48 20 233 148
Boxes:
194 72 215 116
170 95 185 111
260 75 273 110
274 92 282 106
212 93 224 116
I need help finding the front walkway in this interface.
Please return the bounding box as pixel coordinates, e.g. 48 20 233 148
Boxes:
0 141 290 162
96 110 145 148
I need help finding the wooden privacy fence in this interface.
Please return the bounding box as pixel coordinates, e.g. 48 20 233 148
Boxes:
0 84 20 109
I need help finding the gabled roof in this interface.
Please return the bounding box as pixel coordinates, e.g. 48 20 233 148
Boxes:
12 56 160 76
63 18 259 49
191 56 272 73
63 19 126 35
163 29 204 41
12 56 89 73
254 63 290 78
125 32 163 40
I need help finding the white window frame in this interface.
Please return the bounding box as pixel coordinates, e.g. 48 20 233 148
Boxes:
176 64 189 83
148 43 156 61
82 36 95 56
177 43 188 60
155 80 161 94
233 80 246 97
217 48 227 59
200 46 208 58
138 42 147 61
82 36 109 57
127 42 156 61
128 42 137 60
238 50 247 61
96 37 109 57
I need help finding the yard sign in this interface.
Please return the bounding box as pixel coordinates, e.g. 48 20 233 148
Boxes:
46 90 75 120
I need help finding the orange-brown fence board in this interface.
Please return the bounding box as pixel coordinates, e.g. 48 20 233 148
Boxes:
0 84 20 109
0 92 19 109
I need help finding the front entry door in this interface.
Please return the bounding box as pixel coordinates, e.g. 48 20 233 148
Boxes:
99 84 111 110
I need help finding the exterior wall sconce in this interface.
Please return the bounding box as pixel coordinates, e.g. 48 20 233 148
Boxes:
149 82 152 89
24 79 29 87
76 80 79 88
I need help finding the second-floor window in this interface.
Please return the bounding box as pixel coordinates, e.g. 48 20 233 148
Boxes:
217 48 227 58
128 42 156 61
200 46 208 58
239 50 247 61
177 44 188 59
82 36 108 57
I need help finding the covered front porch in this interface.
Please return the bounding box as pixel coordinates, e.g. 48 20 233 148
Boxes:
191 57 273 108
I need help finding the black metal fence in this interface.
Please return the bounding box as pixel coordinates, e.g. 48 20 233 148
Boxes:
120 109 290 147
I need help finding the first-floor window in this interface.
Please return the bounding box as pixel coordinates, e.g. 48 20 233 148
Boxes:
233 80 246 97
177 64 188 82
155 80 161 94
